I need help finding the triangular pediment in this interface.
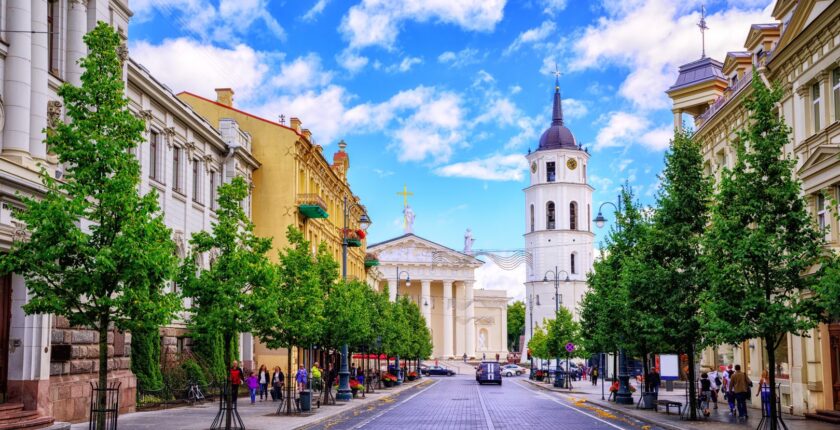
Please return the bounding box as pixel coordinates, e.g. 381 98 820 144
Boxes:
776 0 831 52
798 145 840 175
368 234 483 268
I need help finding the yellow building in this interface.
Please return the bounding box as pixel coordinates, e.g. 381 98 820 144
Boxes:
178 88 371 370
668 1 840 421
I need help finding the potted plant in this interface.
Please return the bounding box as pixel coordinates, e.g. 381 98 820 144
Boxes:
535 370 545 382
407 371 417 381
350 379 362 398
382 373 397 387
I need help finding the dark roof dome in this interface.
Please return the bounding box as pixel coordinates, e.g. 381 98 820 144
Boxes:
537 77 579 151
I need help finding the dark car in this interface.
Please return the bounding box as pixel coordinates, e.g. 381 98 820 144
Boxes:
476 361 502 385
424 365 455 376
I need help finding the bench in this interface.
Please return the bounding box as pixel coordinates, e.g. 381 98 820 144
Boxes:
656 400 683 415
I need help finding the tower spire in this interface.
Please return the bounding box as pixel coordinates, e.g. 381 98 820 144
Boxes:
698 5 709 59
552 65 563 126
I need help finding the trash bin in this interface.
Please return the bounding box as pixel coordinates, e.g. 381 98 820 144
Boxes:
554 372 567 388
299 390 311 412
642 392 657 409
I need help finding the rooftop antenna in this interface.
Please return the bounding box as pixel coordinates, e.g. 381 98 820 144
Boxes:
698 5 709 59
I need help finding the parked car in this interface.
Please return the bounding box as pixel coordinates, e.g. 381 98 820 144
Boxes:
423 365 455 376
501 364 526 376
476 361 502 385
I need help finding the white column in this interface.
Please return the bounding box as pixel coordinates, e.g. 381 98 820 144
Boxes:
30 0 49 162
240 333 254 370
465 281 475 358
501 298 508 354
672 109 683 131
66 0 89 86
2 1 33 158
387 278 397 302
443 280 453 358
421 280 431 331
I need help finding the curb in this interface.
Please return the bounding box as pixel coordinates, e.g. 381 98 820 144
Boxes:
522 379 690 430
292 379 434 430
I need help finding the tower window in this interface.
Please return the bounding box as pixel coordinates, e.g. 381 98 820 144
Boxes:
571 253 576 274
546 201 555 230
530 204 535 232
546 162 556 182
570 201 578 230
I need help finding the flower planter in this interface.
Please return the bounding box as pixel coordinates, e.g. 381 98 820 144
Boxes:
406 375 416 381
383 380 394 388
352 389 359 398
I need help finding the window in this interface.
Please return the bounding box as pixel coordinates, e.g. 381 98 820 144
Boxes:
813 82 821 132
587 204 591 231
818 193 829 240
530 204 535 232
833 69 840 122
48 0 58 76
210 171 218 209
569 201 578 230
192 159 202 203
546 162 556 182
571 253 576 274
149 131 160 181
536 295 540 306
172 147 182 192
546 201 555 230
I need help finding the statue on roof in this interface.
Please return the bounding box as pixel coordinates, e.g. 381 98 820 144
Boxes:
464 229 475 254
403 205 415 234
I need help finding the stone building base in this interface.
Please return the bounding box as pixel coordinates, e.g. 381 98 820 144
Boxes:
48 369 136 423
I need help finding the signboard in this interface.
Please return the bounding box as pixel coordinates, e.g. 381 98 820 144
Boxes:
565 343 575 353
660 354 679 381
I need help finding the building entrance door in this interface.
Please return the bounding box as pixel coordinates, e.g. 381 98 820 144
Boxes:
830 323 840 410
0 275 11 402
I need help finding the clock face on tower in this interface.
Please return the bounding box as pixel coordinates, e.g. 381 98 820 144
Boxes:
531 161 537 173
567 158 578 170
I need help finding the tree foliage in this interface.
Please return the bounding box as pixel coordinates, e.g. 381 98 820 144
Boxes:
527 324 548 360
545 308 582 359
323 279 371 351
507 301 525 352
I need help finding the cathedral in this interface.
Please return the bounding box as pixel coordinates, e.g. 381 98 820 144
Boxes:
521 77 595 361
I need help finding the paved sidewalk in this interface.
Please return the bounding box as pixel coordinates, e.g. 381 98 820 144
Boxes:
70 379 433 430
524 377 836 430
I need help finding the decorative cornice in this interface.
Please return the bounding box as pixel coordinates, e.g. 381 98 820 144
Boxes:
796 85 810 98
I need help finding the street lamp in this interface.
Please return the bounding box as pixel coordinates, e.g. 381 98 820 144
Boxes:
593 196 633 405
394 267 410 385
543 267 569 389
528 294 535 380
337 195 372 402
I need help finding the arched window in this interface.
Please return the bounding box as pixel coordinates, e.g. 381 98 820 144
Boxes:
530 204 535 232
571 253 577 274
536 295 541 306
570 201 578 230
546 202 555 230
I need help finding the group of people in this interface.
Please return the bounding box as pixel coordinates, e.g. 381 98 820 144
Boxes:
227 360 337 406
698 364 771 420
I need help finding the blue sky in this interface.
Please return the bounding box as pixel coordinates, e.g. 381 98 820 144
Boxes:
129 0 773 297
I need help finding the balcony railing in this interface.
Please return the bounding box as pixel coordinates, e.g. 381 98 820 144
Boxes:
297 194 328 219
697 72 753 127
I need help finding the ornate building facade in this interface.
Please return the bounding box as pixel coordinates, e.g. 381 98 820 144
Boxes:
521 78 595 362
667 0 840 418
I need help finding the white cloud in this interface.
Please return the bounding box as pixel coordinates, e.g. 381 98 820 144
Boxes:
133 0 286 44
510 85 522 94
385 56 423 73
340 0 507 49
252 85 351 145
588 174 614 192
639 125 674 151
435 154 528 181
475 260 524 302
563 98 588 119
505 20 556 55
569 0 772 110
437 48 483 68
475 98 518 126
302 0 329 22
336 49 369 73
594 112 649 151
271 54 332 91
130 38 270 103
373 169 394 177
540 0 568 16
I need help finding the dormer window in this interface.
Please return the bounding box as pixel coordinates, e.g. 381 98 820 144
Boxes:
546 162 556 182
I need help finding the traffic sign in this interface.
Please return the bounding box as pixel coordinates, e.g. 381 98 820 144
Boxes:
565 342 575 353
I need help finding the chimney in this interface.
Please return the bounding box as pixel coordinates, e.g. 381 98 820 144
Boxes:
215 88 234 107
302 128 312 141
290 117 302 132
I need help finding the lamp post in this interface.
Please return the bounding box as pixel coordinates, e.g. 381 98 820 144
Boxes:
593 197 633 405
394 267 410 385
543 267 569 388
528 294 535 380
337 195 372 402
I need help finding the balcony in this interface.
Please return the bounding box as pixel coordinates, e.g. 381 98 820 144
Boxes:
697 72 753 128
297 194 328 219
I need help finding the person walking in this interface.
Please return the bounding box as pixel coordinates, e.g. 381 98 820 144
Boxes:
295 365 308 393
271 366 284 401
257 365 270 401
731 364 752 419
229 360 245 406
591 366 599 386
723 365 736 415
700 372 712 417
246 372 259 404
757 369 771 417
463 353 467 363
311 362 322 392
648 368 661 395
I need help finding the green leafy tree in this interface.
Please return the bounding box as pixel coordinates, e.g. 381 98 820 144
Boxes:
323 279 371 353
702 74 828 429
131 326 164 391
545 308 582 359
527 324 548 361
0 23 179 425
507 301 525 352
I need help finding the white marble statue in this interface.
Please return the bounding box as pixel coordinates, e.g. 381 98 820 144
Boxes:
464 228 475 254
478 330 487 351
403 204 415 234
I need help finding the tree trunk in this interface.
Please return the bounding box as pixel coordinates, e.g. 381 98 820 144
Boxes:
96 314 109 429
286 346 293 415
223 332 233 430
613 350 617 382
687 344 698 420
767 335 778 430
642 352 650 392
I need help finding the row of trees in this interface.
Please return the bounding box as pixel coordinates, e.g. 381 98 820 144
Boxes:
527 307 583 363
0 22 432 429
580 73 840 428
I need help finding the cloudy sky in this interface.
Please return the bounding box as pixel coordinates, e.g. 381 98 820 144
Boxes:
130 0 774 300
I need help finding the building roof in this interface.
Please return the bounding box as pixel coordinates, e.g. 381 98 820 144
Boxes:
537 77 579 151
667 57 726 92
368 233 484 265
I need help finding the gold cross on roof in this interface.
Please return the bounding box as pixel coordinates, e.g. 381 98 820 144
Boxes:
397 184 413 208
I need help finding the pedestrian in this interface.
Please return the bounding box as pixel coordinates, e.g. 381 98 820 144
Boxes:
311 362 322 391
757 369 770 417
591 366 599 386
700 372 711 417
463 353 467 363
709 369 721 409
731 364 752 419
295 364 308 393
229 360 245 406
257 364 270 401
647 368 661 395
246 371 259 404
723 364 736 415
272 366 284 401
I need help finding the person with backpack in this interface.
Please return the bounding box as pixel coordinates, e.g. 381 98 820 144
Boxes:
723 364 736 415
700 372 712 417
731 364 753 419
709 369 721 409
229 360 245 405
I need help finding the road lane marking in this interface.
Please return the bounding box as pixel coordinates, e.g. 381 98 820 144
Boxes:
475 384 497 430
353 380 438 429
514 380 628 430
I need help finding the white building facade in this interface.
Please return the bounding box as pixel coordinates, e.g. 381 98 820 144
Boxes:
521 79 595 363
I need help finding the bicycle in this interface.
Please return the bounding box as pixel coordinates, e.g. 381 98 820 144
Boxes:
187 381 205 405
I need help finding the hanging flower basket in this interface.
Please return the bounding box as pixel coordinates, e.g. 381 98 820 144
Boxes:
342 228 362 247
364 253 379 267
